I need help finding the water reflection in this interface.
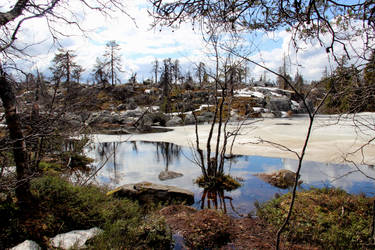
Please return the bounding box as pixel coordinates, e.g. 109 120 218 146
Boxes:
96 142 121 184
85 140 375 216
152 142 183 181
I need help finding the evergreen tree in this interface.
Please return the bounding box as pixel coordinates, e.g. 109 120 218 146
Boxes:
173 59 180 85
92 57 109 88
104 40 123 85
152 58 159 84
294 71 304 93
195 62 206 86
49 48 82 85
159 58 173 113
361 50 375 111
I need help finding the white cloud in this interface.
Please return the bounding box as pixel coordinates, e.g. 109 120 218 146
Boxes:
4 1 370 83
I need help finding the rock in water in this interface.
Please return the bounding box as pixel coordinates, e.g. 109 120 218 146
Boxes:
50 227 103 249
159 170 183 181
254 169 302 189
108 181 194 205
10 240 41 250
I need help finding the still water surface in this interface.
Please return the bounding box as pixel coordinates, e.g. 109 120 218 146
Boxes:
85 140 375 216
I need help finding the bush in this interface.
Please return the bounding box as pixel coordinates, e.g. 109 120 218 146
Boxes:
89 214 171 249
195 173 242 191
256 188 374 249
1 175 171 249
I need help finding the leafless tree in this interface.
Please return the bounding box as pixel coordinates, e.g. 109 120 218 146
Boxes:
148 0 375 248
0 0 130 204
150 0 374 64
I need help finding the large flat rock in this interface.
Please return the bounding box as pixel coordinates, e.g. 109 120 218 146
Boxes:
108 181 194 205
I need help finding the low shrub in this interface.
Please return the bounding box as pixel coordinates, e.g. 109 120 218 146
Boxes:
1 175 171 249
195 173 242 191
256 188 374 249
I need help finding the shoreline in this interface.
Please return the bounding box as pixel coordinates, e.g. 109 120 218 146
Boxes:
90 113 375 165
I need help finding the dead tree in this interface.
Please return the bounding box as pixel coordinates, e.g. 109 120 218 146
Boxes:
0 0 130 203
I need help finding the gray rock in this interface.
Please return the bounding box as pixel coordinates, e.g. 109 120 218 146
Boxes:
149 112 169 126
166 116 182 126
127 102 137 110
184 114 196 125
159 171 183 181
79 111 91 122
108 181 194 205
50 227 103 249
123 110 143 118
116 103 127 111
86 111 112 125
200 111 214 119
195 111 214 123
298 98 315 114
64 113 82 127
10 240 41 250
255 169 302 189
140 114 154 127
267 96 291 112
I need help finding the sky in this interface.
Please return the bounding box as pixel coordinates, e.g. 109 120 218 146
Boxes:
2 0 358 84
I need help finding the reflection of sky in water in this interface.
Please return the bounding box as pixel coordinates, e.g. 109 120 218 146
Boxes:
85 141 375 216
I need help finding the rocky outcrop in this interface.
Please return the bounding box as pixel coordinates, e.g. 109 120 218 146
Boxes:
108 181 194 205
298 98 315 114
266 97 291 116
183 114 196 125
166 116 182 126
49 227 103 249
196 111 215 123
254 169 302 189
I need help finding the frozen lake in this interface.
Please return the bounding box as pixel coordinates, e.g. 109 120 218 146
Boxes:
85 140 375 216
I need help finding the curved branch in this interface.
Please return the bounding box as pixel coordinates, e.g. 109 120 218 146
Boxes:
0 0 30 26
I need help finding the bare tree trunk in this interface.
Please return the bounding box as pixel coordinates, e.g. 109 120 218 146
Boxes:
111 48 114 86
0 69 31 205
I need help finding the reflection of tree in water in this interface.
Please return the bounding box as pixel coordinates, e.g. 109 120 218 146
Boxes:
131 141 138 153
154 142 181 171
142 141 183 181
197 172 242 215
97 142 120 184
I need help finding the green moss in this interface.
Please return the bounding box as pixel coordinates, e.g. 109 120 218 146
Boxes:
38 161 62 172
256 188 374 249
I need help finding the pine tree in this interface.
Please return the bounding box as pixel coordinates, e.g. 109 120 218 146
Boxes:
152 58 159 84
195 62 206 86
104 40 123 86
49 48 82 85
159 58 173 113
92 57 109 88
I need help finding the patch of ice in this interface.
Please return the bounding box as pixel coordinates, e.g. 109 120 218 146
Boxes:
252 107 263 112
234 89 264 98
198 104 213 110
